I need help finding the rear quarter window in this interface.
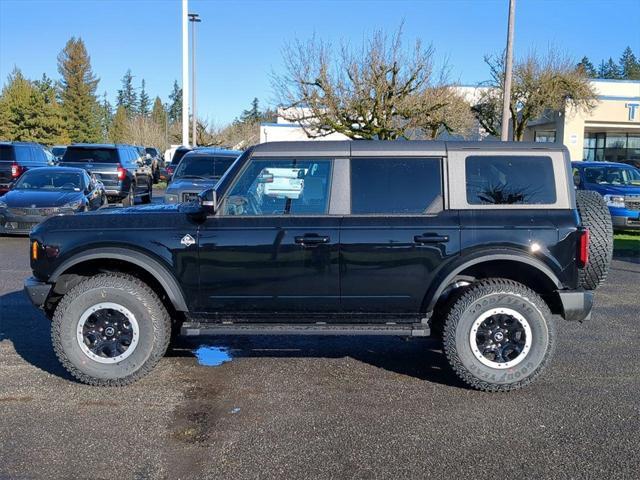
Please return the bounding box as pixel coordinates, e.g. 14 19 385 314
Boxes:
350 158 443 214
0 145 15 161
465 155 556 205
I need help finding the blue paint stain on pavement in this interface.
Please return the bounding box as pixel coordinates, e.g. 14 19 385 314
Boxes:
194 345 233 367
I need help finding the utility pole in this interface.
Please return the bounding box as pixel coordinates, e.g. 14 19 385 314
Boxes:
181 0 189 146
501 0 516 141
189 13 201 147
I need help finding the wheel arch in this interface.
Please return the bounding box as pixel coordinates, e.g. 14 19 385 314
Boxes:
49 247 188 312
424 253 562 314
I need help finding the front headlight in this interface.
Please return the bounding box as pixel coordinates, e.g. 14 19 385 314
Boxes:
62 199 83 210
165 193 179 204
603 194 625 208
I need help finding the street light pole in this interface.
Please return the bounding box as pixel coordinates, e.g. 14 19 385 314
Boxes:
501 0 516 141
181 0 189 146
189 13 201 147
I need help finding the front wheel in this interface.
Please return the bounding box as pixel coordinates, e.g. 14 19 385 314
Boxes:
443 278 556 392
51 273 171 386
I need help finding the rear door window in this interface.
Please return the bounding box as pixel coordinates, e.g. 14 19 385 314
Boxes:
350 158 443 214
465 155 556 205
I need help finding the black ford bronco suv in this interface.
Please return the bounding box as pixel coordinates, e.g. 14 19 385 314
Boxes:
24 141 613 391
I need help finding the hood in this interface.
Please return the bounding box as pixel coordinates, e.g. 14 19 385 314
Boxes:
32 203 184 233
167 178 217 192
2 189 84 208
586 184 640 196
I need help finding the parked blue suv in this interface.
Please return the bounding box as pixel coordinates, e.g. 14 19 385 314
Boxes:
572 161 640 231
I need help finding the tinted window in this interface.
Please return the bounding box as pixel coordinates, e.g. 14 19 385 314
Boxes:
51 147 66 157
0 145 15 161
14 145 32 163
350 158 443 214
224 158 332 216
63 147 119 163
174 154 237 179
465 155 556 205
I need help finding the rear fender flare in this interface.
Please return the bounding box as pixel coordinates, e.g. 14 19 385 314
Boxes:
425 253 562 313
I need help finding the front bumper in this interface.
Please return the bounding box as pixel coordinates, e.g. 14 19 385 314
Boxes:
612 215 640 230
24 276 52 309
557 289 593 322
0 213 44 235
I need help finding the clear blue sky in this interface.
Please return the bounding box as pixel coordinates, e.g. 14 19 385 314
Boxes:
1 0 638 125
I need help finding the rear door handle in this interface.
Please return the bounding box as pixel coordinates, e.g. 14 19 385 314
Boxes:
414 234 449 244
295 234 330 246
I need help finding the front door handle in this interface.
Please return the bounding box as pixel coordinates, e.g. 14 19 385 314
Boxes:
295 234 330 246
414 234 449 244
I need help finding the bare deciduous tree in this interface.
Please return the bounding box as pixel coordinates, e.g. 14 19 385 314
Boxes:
273 26 473 140
473 49 598 141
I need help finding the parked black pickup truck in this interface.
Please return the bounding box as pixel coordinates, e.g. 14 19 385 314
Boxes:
24 141 613 391
59 144 153 205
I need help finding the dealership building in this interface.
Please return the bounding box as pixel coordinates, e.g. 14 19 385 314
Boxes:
260 79 640 164
523 79 640 163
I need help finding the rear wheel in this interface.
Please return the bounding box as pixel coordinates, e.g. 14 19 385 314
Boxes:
141 181 152 204
122 186 135 206
575 190 613 290
51 273 171 386
443 278 556 392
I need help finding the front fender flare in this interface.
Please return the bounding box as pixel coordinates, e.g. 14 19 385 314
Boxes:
50 247 188 311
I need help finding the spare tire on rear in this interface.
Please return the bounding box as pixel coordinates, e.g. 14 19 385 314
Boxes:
575 190 613 290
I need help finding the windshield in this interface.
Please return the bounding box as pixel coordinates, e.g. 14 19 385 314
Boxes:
584 166 640 186
145 148 157 156
52 147 66 156
14 170 83 191
174 155 236 179
63 147 118 163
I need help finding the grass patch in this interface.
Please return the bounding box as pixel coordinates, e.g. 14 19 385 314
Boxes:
614 232 640 255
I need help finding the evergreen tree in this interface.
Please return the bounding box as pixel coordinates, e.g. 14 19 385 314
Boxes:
99 91 113 142
167 80 182 123
240 97 261 123
110 105 128 143
117 69 137 115
576 56 597 78
0 68 69 144
598 57 621 79
138 79 151 116
151 96 167 128
57 37 101 142
619 46 640 80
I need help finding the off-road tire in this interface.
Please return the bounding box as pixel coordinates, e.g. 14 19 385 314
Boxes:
51 273 171 386
443 278 556 392
575 190 613 290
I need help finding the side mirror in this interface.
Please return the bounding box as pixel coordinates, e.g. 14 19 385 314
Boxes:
146 153 152 160
199 188 217 215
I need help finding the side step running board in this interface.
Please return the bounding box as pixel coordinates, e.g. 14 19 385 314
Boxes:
181 322 431 337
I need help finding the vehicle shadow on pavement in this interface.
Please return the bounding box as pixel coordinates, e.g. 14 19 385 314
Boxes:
169 335 467 388
0 290 74 381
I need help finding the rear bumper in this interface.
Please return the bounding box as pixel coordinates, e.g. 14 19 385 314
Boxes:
24 276 52 309
557 289 593 322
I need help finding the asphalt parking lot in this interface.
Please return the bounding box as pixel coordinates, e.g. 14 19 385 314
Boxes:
1 232 639 479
